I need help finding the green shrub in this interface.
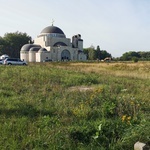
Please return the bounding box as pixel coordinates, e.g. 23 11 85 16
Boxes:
132 57 139 62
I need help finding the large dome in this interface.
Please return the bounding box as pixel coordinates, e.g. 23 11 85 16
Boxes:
40 26 65 34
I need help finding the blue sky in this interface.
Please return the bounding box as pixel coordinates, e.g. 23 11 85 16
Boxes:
0 0 150 57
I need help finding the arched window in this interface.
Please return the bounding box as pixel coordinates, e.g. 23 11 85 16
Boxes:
61 49 71 61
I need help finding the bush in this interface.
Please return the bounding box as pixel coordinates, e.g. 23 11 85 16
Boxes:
132 57 139 62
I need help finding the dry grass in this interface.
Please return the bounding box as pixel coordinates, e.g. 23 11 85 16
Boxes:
61 62 150 79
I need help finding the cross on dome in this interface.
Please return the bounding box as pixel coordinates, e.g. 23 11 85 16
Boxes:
51 19 54 26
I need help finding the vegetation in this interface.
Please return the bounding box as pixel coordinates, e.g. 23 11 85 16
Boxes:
120 51 150 61
84 45 112 60
0 32 33 57
0 62 149 150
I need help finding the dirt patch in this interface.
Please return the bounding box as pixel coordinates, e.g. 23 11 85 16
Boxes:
69 86 94 92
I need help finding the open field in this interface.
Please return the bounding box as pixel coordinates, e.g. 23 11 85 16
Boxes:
0 61 150 150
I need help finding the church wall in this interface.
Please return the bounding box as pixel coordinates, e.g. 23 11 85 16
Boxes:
51 47 65 61
78 53 87 61
34 36 46 47
78 41 83 51
36 52 51 62
35 36 71 48
72 36 78 48
50 47 57 61
45 36 53 47
70 47 75 60
29 51 36 62
45 36 71 47
20 52 29 62
57 47 78 61
36 53 40 62
72 48 78 60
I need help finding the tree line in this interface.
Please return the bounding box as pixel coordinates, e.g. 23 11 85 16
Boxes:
119 51 150 61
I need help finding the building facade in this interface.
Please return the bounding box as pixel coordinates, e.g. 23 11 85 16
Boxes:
20 25 87 62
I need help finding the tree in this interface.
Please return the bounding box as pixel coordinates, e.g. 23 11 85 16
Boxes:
138 51 150 60
100 50 111 60
120 52 131 61
83 45 96 60
0 31 33 58
84 45 112 61
132 57 139 62
119 51 150 61
0 37 6 55
96 45 101 60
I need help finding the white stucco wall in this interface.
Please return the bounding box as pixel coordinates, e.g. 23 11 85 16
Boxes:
20 52 29 62
29 51 36 62
36 52 51 62
35 35 71 48
34 36 46 47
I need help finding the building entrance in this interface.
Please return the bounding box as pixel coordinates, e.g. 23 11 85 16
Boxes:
61 50 71 61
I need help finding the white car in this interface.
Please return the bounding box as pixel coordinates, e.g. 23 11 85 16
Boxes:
3 58 27 65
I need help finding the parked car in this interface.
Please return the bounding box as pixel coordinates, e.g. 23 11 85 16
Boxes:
0 54 9 60
3 58 27 65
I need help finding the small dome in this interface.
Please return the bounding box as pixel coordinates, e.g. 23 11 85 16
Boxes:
41 26 65 35
38 48 47 52
29 47 40 52
21 44 41 52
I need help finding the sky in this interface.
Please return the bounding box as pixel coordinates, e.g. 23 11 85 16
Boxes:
0 0 150 57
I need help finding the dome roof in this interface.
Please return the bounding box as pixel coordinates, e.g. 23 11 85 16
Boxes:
38 48 47 52
40 26 65 35
21 44 41 52
29 47 40 52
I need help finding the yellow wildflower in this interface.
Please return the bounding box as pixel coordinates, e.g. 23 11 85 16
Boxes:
127 116 131 121
122 115 126 122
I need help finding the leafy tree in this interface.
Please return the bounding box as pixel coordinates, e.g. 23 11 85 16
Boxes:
84 45 112 60
100 50 111 60
0 31 33 58
84 45 96 60
138 51 150 60
0 37 6 55
120 52 131 61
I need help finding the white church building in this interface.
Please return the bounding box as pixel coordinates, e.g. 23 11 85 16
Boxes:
20 24 87 62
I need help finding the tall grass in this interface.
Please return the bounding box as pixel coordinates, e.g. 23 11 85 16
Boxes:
0 62 149 150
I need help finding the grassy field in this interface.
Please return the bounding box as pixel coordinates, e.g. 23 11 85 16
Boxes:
0 61 150 150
